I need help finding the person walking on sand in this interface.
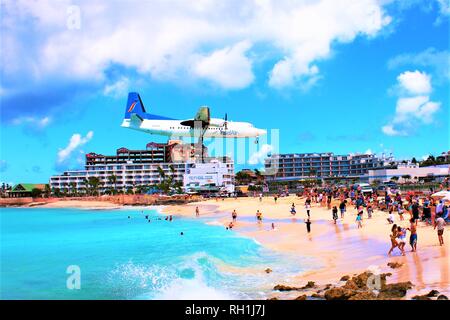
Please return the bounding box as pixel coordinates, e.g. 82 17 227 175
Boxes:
397 226 406 256
397 203 404 221
232 209 237 222
407 218 417 252
305 218 311 233
388 224 399 256
367 204 373 219
274 195 278 203
356 212 363 228
411 201 420 226
195 206 199 217
305 197 312 218
332 206 338 224
339 200 346 219
387 207 394 224
434 213 446 246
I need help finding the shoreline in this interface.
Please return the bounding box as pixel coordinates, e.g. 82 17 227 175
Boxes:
162 195 450 299
2 196 448 299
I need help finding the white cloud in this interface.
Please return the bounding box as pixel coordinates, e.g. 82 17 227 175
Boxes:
388 48 450 81
12 116 51 128
381 124 406 136
437 0 450 15
1 0 391 90
397 70 431 95
382 70 441 136
248 144 273 165
365 149 373 155
57 131 93 164
103 77 130 98
192 41 254 89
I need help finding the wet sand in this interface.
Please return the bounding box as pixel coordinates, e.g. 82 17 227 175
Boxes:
163 195 450 299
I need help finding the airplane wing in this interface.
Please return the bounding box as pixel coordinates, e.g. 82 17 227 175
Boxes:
180 106 210 128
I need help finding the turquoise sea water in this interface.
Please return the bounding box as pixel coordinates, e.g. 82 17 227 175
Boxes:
0 207 311 300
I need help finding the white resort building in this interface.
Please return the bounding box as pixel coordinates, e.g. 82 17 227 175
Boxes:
50 140 234 194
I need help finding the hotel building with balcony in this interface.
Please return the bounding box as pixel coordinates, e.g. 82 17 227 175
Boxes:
264 152 391 182
50 140 234 194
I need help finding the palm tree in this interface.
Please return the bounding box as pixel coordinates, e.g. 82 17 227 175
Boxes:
401 174 411 183
108 174 118 195
44 184 51 198
254 169 263 184
69 182 77 196
87 177 101 196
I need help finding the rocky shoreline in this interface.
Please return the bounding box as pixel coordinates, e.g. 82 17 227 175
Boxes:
270 269 449 300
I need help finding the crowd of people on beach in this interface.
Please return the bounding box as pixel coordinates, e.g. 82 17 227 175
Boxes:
219 183 449 256
314 185 447 250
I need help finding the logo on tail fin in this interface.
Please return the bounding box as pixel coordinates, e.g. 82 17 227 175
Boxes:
127 101 137 113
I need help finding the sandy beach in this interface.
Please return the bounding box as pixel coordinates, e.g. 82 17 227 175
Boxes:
163 195 449 299
37 200 123 209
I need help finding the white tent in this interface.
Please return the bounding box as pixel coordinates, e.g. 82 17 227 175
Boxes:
432 190 450 202
431 190 450 197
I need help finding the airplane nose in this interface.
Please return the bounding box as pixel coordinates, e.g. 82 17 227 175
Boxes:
258 129 267 136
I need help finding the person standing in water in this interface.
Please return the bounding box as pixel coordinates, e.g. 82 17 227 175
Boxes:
195 206 199 217
305 219 311 233
256 210 263 223
232 209 237 222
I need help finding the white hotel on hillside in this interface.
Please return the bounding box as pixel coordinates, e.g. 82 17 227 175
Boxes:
50 140 235 194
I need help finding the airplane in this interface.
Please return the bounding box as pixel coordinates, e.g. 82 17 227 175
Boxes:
121 92 267 141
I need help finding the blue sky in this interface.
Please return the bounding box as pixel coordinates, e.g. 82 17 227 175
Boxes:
0 0 449 184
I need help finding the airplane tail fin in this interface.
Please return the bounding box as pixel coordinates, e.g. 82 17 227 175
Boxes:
124 92 147 119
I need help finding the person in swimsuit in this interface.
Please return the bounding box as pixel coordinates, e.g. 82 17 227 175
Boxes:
397 226 406 256
388 224 398 256
232 209 237 222
434 213 446 246
305 197 312 218
195 206 200 217
339 200 346 219
407 218 417 252
332 206 338 224
305 219 311 233
290 203 296 215
256 210 262 223
356 209 363 229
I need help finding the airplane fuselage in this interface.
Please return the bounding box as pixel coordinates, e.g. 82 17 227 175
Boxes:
121 118 266 138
